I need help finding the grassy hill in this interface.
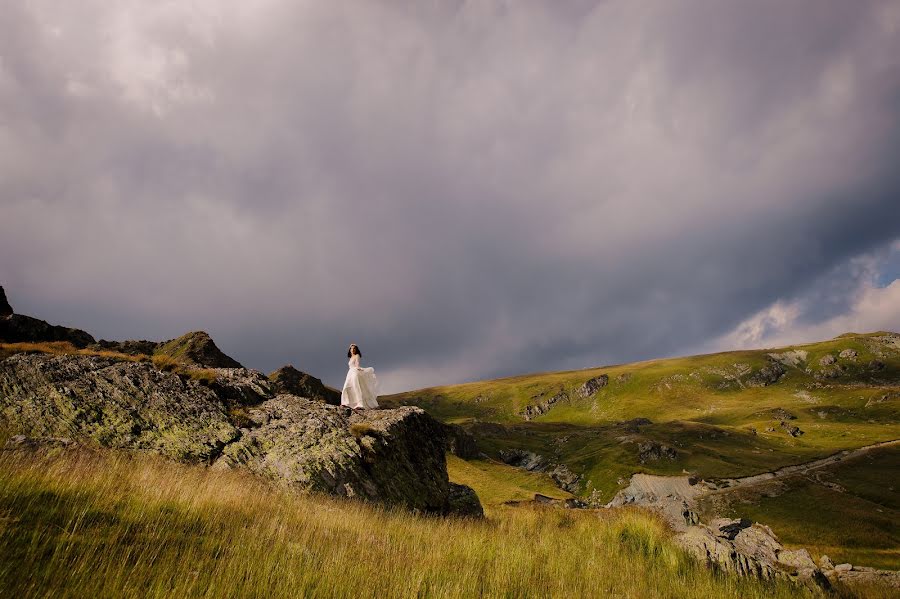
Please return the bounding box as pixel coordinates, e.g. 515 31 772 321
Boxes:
383 332 900 569
0 448 817 598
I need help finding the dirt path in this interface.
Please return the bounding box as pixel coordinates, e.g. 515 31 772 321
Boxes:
708 438 900 492
606 438 900 530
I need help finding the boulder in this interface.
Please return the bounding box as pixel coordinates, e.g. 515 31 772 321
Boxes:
268 364 340 405
0 353 238 461
834 563 852 573
839 349 858 360
447 483 484 517
678 519 830 589
819 354 837 366
214 395 481 516
577 374 609 398
819 555 834 570
0 352 482 516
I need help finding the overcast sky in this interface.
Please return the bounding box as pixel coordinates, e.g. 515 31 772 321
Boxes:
2 1 899 393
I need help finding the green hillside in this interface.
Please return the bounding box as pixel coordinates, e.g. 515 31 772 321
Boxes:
383 332 900 568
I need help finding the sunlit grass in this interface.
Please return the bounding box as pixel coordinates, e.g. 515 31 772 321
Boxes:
0 448 816 598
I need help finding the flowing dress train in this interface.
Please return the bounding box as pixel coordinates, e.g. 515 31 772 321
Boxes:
341 354 379 409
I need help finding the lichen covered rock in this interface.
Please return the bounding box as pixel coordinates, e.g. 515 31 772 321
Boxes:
214 395 481 515
0 354 238 461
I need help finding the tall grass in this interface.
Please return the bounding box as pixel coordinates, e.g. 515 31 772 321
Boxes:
0 449 815 598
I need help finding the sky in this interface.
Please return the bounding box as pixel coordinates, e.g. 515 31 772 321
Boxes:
2 0 899 394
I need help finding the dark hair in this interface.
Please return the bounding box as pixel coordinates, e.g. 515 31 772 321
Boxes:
347 345 361 358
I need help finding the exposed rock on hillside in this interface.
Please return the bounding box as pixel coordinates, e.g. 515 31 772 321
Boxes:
577 374 608 397
679 518 829 589
0 288 95 348
268 365 340 405
746 359 786 387
156 331 243 368
0 354 238 461
0 353 482 516
520 389 567 420
214 395 482 516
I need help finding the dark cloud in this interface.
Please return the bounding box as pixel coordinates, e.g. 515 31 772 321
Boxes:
2 1 900 392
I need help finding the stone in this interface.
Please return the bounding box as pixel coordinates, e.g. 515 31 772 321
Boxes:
215 395 480 515
577 374 609 398
0 286 12 317
520 389 567 420
447 483 484 517
820 354 836 366
499 448 546 471
1 352 481 516
819 555 834 570
839 349 858 360
0 353 238 461
778 548 817 572
746 360 787 387
550 463 581 493
638 441 678 463
834 563 852 572
678 519 829 589
268 364 340 405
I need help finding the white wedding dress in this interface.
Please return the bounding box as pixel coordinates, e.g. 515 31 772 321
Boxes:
341 354 379 409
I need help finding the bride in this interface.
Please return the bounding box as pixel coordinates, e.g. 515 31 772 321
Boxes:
341 344 379 410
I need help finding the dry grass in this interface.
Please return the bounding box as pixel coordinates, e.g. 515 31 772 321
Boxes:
0 448 819 599
0 342 148 362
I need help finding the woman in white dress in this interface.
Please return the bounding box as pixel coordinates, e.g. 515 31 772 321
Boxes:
341 344 379 410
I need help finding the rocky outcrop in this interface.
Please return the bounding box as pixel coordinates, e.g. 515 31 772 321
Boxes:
678 518 829 589
155 331 243 368
638 441 677 463
268 365 340 405
0 288 95 348
746 359 786 387
0 354 238 461
0 353 482 516
520 389 567 420
577 374 609 398
214 395 481 515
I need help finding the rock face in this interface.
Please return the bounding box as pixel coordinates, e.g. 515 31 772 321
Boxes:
520 389 567 420
577 374 609 398
268 365 340 405
215 395 481 515
0 289 95 348
0 354 238 461
156 331 243 368
0 353 482 516
92 339 161 356
746 360 786 387
678 518 829 589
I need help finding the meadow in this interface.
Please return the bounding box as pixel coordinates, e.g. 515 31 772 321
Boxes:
0 446 823 599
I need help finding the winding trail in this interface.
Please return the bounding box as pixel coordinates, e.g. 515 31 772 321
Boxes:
607 438 900 530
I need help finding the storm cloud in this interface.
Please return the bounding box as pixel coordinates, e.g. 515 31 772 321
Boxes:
2 1 899 392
